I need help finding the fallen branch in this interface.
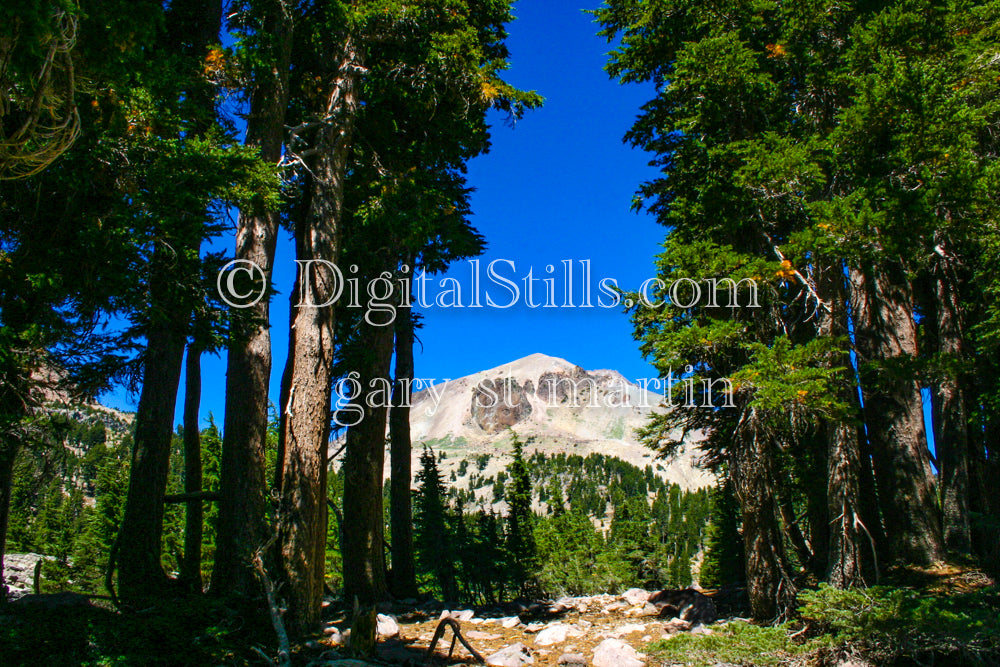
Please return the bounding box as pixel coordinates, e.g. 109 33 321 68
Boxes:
426 617 484 664
252 551 291 667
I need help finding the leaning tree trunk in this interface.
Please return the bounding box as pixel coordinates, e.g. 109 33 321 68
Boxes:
730 412 797 621
389 279 418 599
180 345 204 590
817 262 878 587
849 264 944 565
343 319 394 606
277 37 362 638
928 237 972 555
117 308 187 599
212 0 294 599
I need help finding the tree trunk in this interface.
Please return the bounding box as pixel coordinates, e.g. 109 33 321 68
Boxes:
212 0 294 598
928 238 971 555
849 264 944 565
0 443 18 604
389 284 418 599
343 320 394 606
181 345 204 590
117 313 187 599
817 263 877 587
730 415 796 621
277 37 362 638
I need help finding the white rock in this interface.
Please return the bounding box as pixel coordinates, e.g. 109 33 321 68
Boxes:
376 613 399 639
592 638 645 667
690 624 713 635
486 642 535 667
611 623 647 638
621 588 651 605
662 618 692 633
534 624 570 646
501 616 521 629
442 609 476 622
467 630 502 641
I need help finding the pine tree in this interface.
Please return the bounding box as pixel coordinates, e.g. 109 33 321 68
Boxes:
414 447 457 600
504 432 535 594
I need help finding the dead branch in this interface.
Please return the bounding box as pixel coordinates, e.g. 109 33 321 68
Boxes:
252 551 291 667
426 617 485 664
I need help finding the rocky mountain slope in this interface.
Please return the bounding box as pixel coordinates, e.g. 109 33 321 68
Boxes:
399 353 712 494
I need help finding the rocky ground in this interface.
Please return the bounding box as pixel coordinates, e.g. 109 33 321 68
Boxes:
312 587 737 666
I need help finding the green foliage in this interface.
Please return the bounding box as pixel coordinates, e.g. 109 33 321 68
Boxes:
533 510 629 596
503 433 535 593
699 481 745 588
798 584 1000 661
648 620 831 667
414 447 458 600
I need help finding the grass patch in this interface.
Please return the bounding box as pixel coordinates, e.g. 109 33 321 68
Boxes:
648 621 831 667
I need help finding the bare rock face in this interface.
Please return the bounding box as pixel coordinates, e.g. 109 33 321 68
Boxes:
536 366 592 406
472 378 532 433
2 553 49 600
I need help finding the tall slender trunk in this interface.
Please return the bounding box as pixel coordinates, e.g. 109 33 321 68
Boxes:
928 237 971 555
212 0 294 598
117 311 187 599
849 264 943 565
181 345 204 590
116 0 221 602
277 37 362 638
389 274 418 599
0 442 19 604
817 262 877 586
343 319 394 606
731 414 796 621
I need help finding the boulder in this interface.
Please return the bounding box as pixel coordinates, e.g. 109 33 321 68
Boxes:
621 588 651 605
486 642 534 667
375 614 399 639
557 653 587 666
662 618 692 634
592 638 644 667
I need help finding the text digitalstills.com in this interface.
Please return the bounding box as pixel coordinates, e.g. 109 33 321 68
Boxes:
217 258 761 323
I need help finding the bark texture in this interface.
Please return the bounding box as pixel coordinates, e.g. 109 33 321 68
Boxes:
213 0 294 598
730 415 797 621
117 315 187 599
850 265 944 565
343 319 394 606
928 238 971 555
389 297 418 599
277 37 362 637
817 263 877 587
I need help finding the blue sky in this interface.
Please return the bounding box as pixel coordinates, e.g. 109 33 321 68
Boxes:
102 1 669 426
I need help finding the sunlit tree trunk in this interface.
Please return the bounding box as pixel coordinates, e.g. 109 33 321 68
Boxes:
277 37 362 637
212 0 294 599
